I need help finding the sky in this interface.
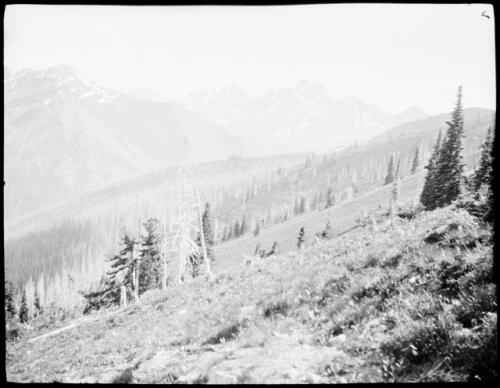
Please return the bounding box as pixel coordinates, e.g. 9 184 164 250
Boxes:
4 4 496 114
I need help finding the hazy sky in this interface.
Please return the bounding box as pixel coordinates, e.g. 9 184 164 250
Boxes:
4 4 495 114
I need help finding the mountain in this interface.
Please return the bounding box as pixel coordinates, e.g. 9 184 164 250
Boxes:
4 65 245 221
182 82 429 155
368 107 495 148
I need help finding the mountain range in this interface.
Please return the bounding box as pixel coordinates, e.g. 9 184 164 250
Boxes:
4 65 244 221
6 64 488 224
182 81 429 154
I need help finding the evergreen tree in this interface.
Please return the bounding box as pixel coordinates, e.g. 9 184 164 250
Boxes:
253 243 261 256
5 280 16 320
221 225 227 242
138 218 162 294
266 241 279 257
83 230 137 314
325 188 334 209
391 176 401 210
297 227 305 249
202 203 216 262
19 289 29 323
233 219 241 238
189 233 203 278
420 130 443 210
240 214 248 237
411 144 420 174
293 198 300 216
395 157 401 180
253 222 261 237
34 289 42 316
474 126 494 191
384 155 395 185
299 197 306 214
321 220 331 239
433 86 466 208
112 231 138 298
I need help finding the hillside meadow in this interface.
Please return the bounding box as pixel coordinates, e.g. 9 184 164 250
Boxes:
6 201 495 383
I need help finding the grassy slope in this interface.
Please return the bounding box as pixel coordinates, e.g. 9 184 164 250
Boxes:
9 169 496 383
214 170 425 274
7 191 494 383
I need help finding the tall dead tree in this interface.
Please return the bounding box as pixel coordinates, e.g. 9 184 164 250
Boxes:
160 222 169 290
192 180 214 281
170 166 213 284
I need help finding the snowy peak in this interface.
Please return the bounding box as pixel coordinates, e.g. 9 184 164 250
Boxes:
4 65 245 221
182 84 254 124
181 82 431 155
5 65 123 105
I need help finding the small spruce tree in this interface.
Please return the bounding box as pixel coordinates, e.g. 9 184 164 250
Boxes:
325 188 334 209
19 289 29 324
253 222 261 237
395 157 401 180
138 218 162 294
189 233 203 278
233 219 241 239
474 126 494 191
5 280 16 320
411 144 420 174
384 155 395 185
390 177 401 226
297 227 305 249
239 214 248 237
34 289 42 317
294 198 300 216
299 197 306 214
202 203 216 262
420 130 443 210
267 241 279 257
321 220 331 239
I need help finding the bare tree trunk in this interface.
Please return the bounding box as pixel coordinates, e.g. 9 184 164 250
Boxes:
192 181 214 281
177 228 185 285
132 244 139 302
161 223 168 290
120 284 127 308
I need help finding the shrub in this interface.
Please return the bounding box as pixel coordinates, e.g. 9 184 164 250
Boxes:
363 254 380 268
263 300 290 319
436 256 475 298
203 321 242 345
466 313 497 382
453 284 497 328
381 312 456 368
381 253 402 268
455 192 492 224
319 275 351 306
351 275 400 304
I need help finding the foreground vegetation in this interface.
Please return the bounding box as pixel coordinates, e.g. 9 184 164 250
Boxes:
6 202 496 383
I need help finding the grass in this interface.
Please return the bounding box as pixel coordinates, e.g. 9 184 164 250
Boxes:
6 197 496 383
